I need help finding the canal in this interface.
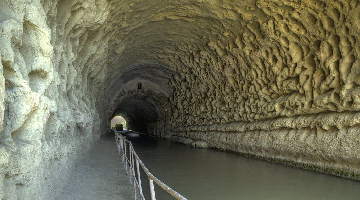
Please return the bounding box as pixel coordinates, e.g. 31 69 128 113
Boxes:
126 132 360 200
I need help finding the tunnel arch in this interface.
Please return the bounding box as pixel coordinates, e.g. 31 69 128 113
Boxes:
111 93 166 134
110 115 127 129
106 62 175 136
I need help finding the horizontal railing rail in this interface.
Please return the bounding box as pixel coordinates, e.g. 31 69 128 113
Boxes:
115 131 187 200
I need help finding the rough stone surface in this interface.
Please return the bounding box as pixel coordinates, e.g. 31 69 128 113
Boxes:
167 0 360 180
170 136 194 145
0 60 3 134
0 0 360 199
0 1 104 199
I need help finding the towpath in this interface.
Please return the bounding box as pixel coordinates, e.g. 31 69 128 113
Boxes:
59 134 133 200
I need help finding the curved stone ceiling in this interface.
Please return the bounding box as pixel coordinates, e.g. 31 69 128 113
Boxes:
113 94 160 121
106 63 174 132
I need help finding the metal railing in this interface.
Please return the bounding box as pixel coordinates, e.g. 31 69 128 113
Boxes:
115 131 187 200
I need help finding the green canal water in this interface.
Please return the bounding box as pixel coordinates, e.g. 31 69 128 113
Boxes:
126 132 360 200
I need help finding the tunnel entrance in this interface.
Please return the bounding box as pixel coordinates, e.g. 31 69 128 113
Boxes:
111 93 165 135
106 63 174 137
110 115 127 130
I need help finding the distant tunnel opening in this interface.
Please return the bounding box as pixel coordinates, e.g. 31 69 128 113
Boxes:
110 115 127 130
106 64 174 137
111 94 165 135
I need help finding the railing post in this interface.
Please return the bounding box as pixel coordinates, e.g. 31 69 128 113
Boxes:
134 176 137 200
124 141 128 174
136 158 143 197
120 136 124 162
116 132 120 154
149 178 156 200
131 148 136 187
129 145 133 184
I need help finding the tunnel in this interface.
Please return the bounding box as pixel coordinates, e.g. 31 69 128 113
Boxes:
106 63 174 136
112 94 161 134
1 0 360 199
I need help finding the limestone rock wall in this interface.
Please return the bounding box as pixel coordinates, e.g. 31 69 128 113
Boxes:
168 0 360 125
0 0 109 198
167 0 360 179
0 50 4 134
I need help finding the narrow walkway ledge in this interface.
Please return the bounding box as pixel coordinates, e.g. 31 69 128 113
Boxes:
58 134 133 200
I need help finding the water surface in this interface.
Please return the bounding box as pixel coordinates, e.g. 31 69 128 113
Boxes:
126 133 360 200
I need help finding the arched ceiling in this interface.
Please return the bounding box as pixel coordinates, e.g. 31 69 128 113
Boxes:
113 94 160 123
5 0 356 131
106 63 174 122
106 63 174 103
44 0 360 114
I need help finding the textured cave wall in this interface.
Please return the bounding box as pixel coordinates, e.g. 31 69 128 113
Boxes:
166 0 360 179
0 61 3 134
101 0 360 180
1 0 360 199
102 0 360 180
0 0 110 198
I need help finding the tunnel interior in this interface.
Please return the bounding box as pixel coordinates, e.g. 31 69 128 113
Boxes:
106 63 174 137
112 94 161 134
1 0 360 199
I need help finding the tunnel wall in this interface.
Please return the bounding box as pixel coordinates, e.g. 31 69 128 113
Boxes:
166 0 360 179
0 0 110 198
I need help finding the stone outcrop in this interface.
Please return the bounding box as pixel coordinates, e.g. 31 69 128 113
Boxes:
170 136 194 145
191 141 208 149
0 0 360 198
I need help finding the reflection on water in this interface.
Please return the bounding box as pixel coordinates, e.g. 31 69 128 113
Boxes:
126 133 360 200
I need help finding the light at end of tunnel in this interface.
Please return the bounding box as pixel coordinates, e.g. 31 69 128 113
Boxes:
110 115 127 130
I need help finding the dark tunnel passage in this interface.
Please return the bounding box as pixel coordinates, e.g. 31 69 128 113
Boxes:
112 94 162 134
106 63 174 136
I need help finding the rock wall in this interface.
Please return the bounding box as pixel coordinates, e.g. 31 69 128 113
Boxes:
0 0 109 198
1 0 360 199
167 0 360 179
